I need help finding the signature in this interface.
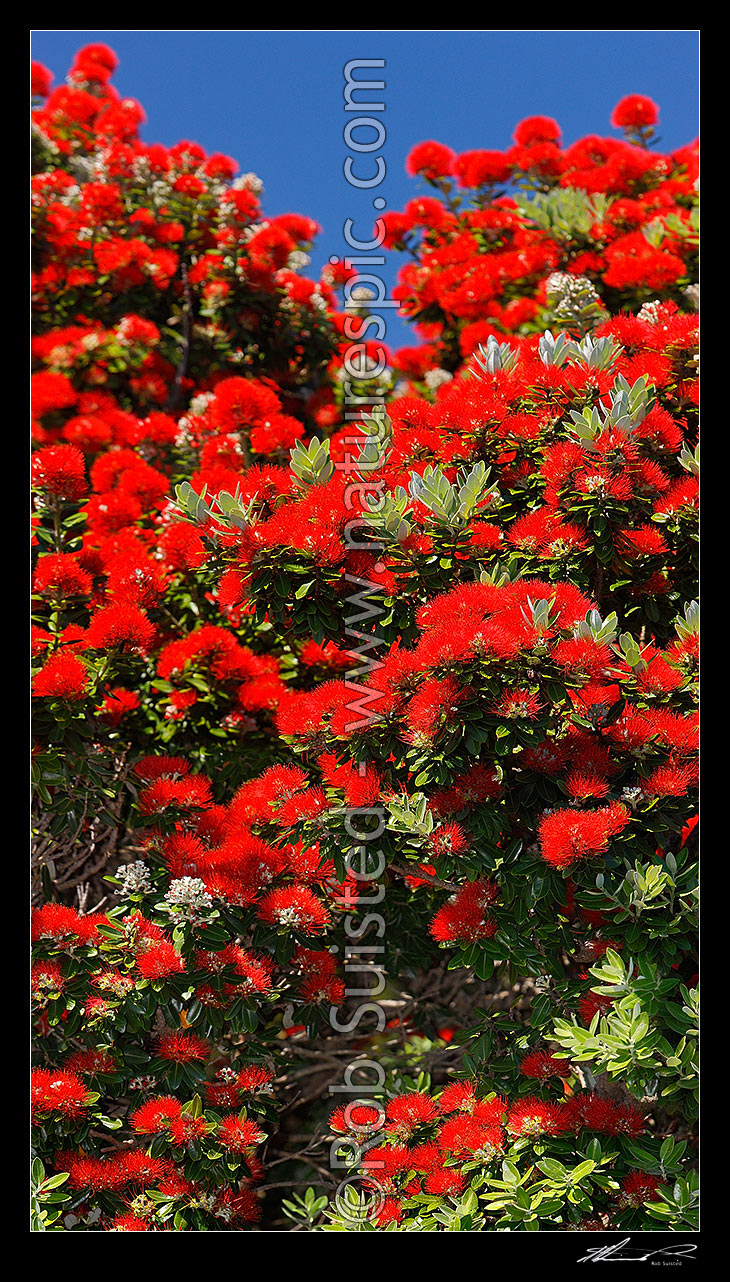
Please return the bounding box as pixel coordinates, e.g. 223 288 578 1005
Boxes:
578 1237 697 1263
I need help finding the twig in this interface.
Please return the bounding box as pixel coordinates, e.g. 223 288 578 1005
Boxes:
388 862 458 891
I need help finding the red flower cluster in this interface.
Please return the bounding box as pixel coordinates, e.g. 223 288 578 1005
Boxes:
31 44 697 1234
333 1081 651 1226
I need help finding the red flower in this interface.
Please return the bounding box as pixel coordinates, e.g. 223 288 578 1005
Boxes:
236 1064 275 1094
257 885 331 934
98 686 140 725
406 140 456 180
108 1214 152 1232
438 1080 480 1114
375 1198 404 1226
168 1112 209 1146
31 373 78 418
32 903 105 944
130 1096 182 1133
386 1092 439 1138
134 755 192 783
492 687 543 720
454 149 511 188
300 972 346 1005
64 1048 117 1077
33 553 93 598
31 960 65 1004
428 821 470 857
31 1069 91 1122
438 1116 504 1157
62 1151 123 1192
134 940 185 980
611 95 659 131
217 1114 266 1152
520 1049 570 1079
513 115 561 146
538 803 630 869
71 43 119 83
506 1097 570 1138
138 775 213 816
31 444 86 499
430 878 499 945
620 1170 662 1206
578 991 614 1025
156 1031 210 1063
31 62 53 98
33 652 90 700
329 1102 384 1135
425 1168 466 1195
405 676 468 743
117 1154 171 1190
86 604 156 654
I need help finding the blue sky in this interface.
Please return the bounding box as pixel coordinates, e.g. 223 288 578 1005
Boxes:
31 30 699 350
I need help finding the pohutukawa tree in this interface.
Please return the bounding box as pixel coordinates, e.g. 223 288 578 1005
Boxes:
31 45 697 1232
